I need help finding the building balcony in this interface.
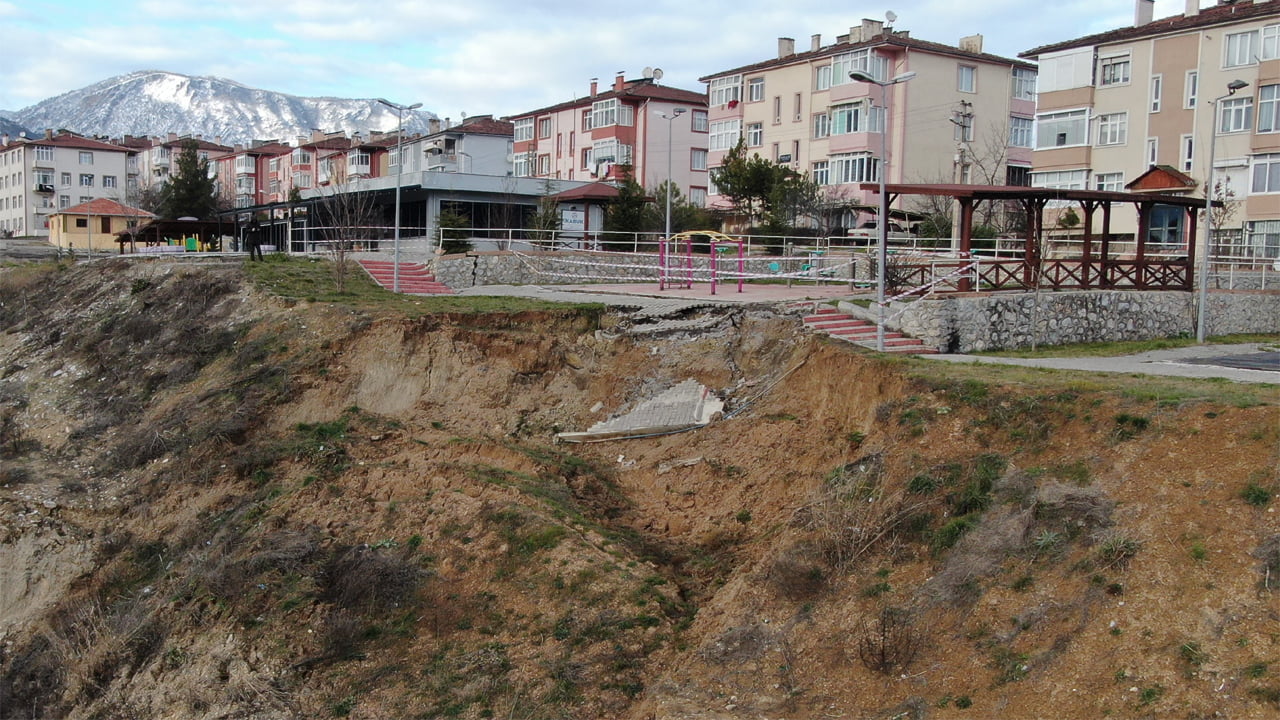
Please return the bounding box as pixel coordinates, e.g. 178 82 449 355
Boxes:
35 184 55 194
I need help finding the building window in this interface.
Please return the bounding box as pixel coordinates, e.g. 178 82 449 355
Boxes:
1009 116 1033 148
79 174 93 187
103 175 117 188
1011 67 1036 100
538 117 552 138
59 195 70 209
811 161 829 186
581 110 593 132
1035 109 1089 148
1097 113 1128 146
60 172 71 187
580 147 592 170
1219 97 1253 133
1181 135 1194 172
748 77 764 102
772 96 782 124
794 93 802 122
1030 169 1087 190
79 151 93 165
815 65 832 91
1185 71 1198 108
689 187 707 206
831 103 868 135
513 118 533 142
1257 84 1279 133
1252 153 1280 194
1150 75 1162 112
957 65 976 93
1094 172 1124 191
537 154 550 175
832 49 887 85
812 113 830 139
292 172 312 188
1006 165 1031 186
1148 205 1184 246
1225 30 1258 67
35 146 54 163
75 218 88 228
708 119 741 151
1245 220 1280 258
829 152 879 184
591 99 618 128
746 122 763 147
709 75 742 107
1099 55 1130 86
692 110 708 133
771 142 781 162
291 149 312 164
1146 137 1158 166
1264 23 1280 60
691 148 708 171
513 152 532 177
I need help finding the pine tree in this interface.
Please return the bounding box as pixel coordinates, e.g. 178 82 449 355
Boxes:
157 140 218 220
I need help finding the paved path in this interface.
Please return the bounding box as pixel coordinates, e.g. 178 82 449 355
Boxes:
921 343 1280 384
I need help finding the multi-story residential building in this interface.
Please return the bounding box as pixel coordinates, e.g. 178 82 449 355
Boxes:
117 134 233 199
700 20 1037 230
213 141 292 208
0 129 135 237
419 115 514 176
1021 0 1280 259
507 75 710 204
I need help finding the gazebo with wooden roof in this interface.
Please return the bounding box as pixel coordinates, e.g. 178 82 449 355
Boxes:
861 183 1215 294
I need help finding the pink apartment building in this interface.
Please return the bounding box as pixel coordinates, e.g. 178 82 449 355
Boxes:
700 20 1037 231
507 74 710 205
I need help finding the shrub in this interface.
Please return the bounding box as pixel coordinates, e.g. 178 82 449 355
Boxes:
1242 482 1274 508
932 516 978 552
856 607 921 675
1096 533 1141 569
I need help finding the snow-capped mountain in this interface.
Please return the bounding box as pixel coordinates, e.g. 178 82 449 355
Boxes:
7 71 436 145
0 115 29 138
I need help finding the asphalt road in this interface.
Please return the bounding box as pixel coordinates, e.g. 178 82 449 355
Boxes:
921 343 1280 384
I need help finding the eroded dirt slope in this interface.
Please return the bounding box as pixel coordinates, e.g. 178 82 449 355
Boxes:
1 259 1278 720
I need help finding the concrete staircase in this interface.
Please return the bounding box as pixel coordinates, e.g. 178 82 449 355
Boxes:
801 306 937 354
357 259 454 295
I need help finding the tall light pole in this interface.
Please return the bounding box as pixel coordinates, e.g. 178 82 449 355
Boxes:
377 97 422 293
1196 79 1249 343
850 70 916 351
656 108 687 290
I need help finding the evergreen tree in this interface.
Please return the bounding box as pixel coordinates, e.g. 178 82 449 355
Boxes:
157 140 218 220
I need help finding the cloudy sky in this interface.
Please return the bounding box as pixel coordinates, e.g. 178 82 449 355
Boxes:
2 0 1196 118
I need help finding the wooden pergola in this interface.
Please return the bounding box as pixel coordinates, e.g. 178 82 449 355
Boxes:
115 218 230 254
861 184 1216 293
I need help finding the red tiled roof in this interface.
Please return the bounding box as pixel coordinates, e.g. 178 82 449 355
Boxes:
552 182 621 201
508 79 707 120
448 117 515 136
1125 165 1199 192
12 132 132 153
53 198 155 218
699 32 1033 83
1022 0 1279 58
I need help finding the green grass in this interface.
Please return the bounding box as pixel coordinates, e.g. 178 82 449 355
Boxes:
980 334 1280 359
243 255 602 315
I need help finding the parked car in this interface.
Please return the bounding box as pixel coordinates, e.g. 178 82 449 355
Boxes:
847 220 916 245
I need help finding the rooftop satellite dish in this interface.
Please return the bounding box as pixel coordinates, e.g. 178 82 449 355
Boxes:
642 66 654 79
652 68 664 81
886 10 897 23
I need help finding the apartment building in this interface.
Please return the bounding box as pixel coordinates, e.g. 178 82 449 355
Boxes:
0 130 135 237
418 115 515 176
699 20 1037 229
1021 0 1280 258
213 141 292 208
507 75 710 204
117 134 233 198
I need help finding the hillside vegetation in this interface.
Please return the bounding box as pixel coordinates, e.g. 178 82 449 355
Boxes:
1 258 1278 720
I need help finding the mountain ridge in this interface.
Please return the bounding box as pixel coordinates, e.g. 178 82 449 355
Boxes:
6 70 437 145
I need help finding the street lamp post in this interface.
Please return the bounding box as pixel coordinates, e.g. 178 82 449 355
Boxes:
849 70 916 351
1196 79 1249 344
376 97 423 293
656 108 687 290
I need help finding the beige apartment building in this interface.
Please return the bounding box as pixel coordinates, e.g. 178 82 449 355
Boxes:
699 19 1037 232
1022 0 1280 260
0 130 135 238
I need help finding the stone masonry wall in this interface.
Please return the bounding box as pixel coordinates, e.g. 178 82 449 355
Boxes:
878 290 1280 353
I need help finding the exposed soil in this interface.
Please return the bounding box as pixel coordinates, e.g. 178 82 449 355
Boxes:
1 259 1278 720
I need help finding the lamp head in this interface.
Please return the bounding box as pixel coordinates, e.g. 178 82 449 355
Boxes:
673 107 687 116
1226 79 1249 94
891 71 917 84
848 70 877 84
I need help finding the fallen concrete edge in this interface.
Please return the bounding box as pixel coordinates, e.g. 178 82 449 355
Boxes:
555 423 708 444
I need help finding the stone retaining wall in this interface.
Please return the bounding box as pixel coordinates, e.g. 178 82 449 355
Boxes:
433 250 864 288
858 290 1280 353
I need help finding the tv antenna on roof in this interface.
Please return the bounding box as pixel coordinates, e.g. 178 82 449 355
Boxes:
886 10 897 24
643 66 654 78
652 68 664 81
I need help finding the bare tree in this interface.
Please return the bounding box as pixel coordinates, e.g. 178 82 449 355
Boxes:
314 179 380 292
